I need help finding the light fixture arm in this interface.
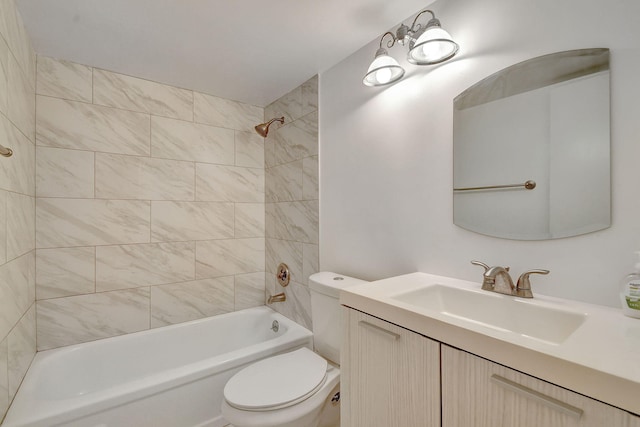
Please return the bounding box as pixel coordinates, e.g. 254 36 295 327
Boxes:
374 31 397 57
408 9 437 33
379 31 397 50
395 9 440 46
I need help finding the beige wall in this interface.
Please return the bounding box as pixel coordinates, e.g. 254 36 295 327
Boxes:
0 0 36 420
264 76 319 329
34 56 267 350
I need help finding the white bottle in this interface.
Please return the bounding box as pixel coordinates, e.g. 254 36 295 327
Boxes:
621 251 640 319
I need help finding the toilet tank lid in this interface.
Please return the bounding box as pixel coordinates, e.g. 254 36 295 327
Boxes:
308 272 368 298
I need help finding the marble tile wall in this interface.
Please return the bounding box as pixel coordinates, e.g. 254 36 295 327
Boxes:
0 0 36 421
264 76 319 330
35 56 266 351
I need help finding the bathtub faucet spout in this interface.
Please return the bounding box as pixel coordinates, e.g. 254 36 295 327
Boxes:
267 292 286 304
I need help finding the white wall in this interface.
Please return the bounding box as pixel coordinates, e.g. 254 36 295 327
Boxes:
319 0 640 307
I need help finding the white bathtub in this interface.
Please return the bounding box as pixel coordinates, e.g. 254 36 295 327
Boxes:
3 306 313 427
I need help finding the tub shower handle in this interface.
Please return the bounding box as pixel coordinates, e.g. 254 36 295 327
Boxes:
277 263 290 287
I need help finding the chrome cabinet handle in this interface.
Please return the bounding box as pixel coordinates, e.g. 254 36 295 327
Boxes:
358 321 400 340
490 374 583 420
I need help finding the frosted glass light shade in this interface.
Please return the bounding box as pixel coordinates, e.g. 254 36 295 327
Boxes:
408 26 459 65
363 53 405 87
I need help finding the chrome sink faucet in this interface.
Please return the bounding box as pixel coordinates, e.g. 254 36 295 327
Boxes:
471 261 549 298
485 265 515 294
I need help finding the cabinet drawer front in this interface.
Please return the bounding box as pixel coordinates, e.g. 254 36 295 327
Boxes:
441 345 640 427
342 309 441 427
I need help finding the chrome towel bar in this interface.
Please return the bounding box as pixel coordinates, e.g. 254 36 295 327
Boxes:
454 180 536 192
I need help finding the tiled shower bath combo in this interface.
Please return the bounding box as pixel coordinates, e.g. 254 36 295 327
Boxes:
0 0 319 420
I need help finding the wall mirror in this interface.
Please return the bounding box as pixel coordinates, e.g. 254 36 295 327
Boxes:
453 48 611 240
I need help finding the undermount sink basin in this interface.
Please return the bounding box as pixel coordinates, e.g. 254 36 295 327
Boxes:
391 284 586 345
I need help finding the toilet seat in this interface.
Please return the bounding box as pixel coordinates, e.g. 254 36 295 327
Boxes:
224 348 328 411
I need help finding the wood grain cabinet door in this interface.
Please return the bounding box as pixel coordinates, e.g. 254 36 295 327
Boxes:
341 308 441 427
441 344 640 427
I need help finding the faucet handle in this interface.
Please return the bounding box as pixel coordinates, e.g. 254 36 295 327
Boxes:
470 260 490 273
471 261 510 272
516 269 549 298
472 261 503 291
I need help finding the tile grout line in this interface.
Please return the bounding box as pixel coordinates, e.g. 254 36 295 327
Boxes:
36 271 250 303
93 245 97 295
91 66 94 104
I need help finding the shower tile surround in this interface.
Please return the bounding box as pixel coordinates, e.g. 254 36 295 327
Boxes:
264 76 319 330
34 57 268 351
0 0 37 420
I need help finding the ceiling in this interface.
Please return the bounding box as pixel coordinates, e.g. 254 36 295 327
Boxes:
16 0 432 107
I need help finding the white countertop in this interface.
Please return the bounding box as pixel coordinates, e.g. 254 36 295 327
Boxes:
340 272 640 415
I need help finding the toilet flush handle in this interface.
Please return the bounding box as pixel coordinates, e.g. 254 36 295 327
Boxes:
331 392 340 406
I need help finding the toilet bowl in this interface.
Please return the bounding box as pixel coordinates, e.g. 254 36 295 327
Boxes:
221 348 340 427
220 272 367 427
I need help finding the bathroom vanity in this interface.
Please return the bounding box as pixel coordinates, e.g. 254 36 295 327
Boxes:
340 273 640 427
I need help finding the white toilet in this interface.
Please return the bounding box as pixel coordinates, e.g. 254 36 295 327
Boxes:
221 272 366 427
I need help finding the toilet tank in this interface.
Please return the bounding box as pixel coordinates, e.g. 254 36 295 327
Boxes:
309 272 367 365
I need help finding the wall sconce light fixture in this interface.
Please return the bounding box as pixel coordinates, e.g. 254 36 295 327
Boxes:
363 32 406 87
363 9 459 87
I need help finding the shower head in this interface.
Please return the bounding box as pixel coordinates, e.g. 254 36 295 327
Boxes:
255 117 285 138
